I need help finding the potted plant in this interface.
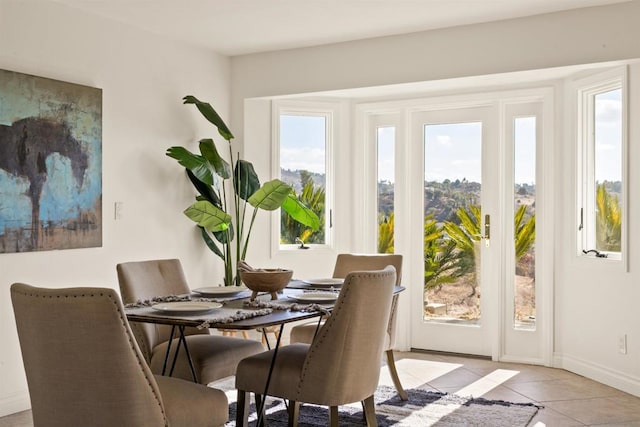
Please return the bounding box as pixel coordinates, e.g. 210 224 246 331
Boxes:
167 96 319 286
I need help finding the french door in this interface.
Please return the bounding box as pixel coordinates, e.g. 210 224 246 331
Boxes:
409 105 499 356
363 92 553 363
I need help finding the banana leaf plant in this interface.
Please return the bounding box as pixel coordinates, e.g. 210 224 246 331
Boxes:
167 96 320 286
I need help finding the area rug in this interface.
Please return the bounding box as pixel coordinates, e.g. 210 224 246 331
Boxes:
224 385 541 426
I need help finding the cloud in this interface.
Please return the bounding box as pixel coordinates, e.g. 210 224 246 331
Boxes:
595 99 622 124
280 147 325 174
436 135 452 145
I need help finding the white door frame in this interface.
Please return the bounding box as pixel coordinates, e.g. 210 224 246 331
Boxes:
355 87 554 365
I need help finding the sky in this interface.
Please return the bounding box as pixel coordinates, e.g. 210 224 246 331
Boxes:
280 114 326 174
280 88 622 186
595 88 622 183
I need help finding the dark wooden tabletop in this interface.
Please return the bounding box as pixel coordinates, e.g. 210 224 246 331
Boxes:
124 283 405 330
125 288 331 330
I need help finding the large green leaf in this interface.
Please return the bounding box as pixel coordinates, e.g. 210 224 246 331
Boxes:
247 179 292 210
184 200 231 232
281 194 320 230
211 220 234 245
183 95 234 141
514 204 536 260
187 170 221 208
166 146 214 185
234 160 260 200
199 139 231 179
199 226 224 260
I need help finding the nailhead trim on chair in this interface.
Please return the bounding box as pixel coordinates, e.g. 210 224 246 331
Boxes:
12 285 168 422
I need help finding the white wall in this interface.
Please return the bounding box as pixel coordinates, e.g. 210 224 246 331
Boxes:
0 1 230 416
231 1 640 396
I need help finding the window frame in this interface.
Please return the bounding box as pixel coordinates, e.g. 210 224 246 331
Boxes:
574 67 628 263
271 100 336 253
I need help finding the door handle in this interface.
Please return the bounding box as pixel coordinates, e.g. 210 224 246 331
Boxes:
484 214 490 247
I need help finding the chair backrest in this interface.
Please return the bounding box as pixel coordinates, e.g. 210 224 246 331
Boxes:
10 283 167 427
296 266 396 406
117 259 205 361
333 253 403 348
117 258 190 302
332 253 402 285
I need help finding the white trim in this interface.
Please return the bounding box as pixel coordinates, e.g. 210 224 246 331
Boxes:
498 88 555 367
555 353 640 398
270 99 339 255
571 66 628 269
355 87 553 115
0 391 30 418
356 86 555 363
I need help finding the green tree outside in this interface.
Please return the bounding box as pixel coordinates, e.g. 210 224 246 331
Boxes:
281 170 326 244
596 182 621 252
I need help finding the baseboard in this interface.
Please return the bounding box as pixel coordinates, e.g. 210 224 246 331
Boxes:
555 353 640 398
0 391 30 418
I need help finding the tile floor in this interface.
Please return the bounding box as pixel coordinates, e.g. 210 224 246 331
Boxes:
2 350 640 426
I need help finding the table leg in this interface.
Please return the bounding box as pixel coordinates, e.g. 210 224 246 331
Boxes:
312 315 324 340
256 324 284 426
178 326 198 382
168 326 198 383
161 325 176 375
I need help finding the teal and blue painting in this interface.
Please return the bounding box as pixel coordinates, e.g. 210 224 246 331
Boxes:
0 69 102 253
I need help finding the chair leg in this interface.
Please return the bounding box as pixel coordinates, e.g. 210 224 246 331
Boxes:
329 406 339 427
236 390 250 427
362 395 378 427
386 349 408 401
287 400 299 427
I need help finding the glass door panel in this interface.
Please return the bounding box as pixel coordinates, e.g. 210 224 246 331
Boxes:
377 126 395 254
513 117 536 330
423 122 482 325
410 106 497 357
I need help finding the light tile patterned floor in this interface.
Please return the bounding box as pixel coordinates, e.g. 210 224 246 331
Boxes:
3 350 640 426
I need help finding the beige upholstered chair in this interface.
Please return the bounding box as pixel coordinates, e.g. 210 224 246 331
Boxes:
289 253 407 400
116 259 264 384
10 283 228 427
235 266 397 427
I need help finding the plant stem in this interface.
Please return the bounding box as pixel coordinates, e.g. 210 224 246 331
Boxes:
242 208 259 260
229 144 244 286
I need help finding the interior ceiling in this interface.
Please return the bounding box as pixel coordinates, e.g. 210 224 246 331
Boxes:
53 0 628 56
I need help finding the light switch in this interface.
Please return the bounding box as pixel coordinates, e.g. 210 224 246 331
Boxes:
114 202 124 220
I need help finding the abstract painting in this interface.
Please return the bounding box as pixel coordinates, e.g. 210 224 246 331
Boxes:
0 69 102 253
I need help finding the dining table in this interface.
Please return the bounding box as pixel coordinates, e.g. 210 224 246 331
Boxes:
124 279 404 425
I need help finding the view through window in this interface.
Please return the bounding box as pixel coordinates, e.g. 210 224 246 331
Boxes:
593 88 622 254
423 122 483 323
278 113 327 246
513 117 536 330
377 126 395 254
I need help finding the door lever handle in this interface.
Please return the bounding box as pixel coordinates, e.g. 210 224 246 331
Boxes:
484 214 490 247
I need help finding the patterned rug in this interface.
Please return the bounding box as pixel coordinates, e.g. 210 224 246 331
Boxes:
224 385 541 426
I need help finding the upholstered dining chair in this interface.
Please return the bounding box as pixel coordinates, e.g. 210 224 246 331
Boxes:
10 283 228 427
289 253 407 400
235 266 397 427
116 258 264 385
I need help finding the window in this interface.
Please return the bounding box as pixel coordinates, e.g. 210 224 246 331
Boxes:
575 68 626 259
274 102 334 249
